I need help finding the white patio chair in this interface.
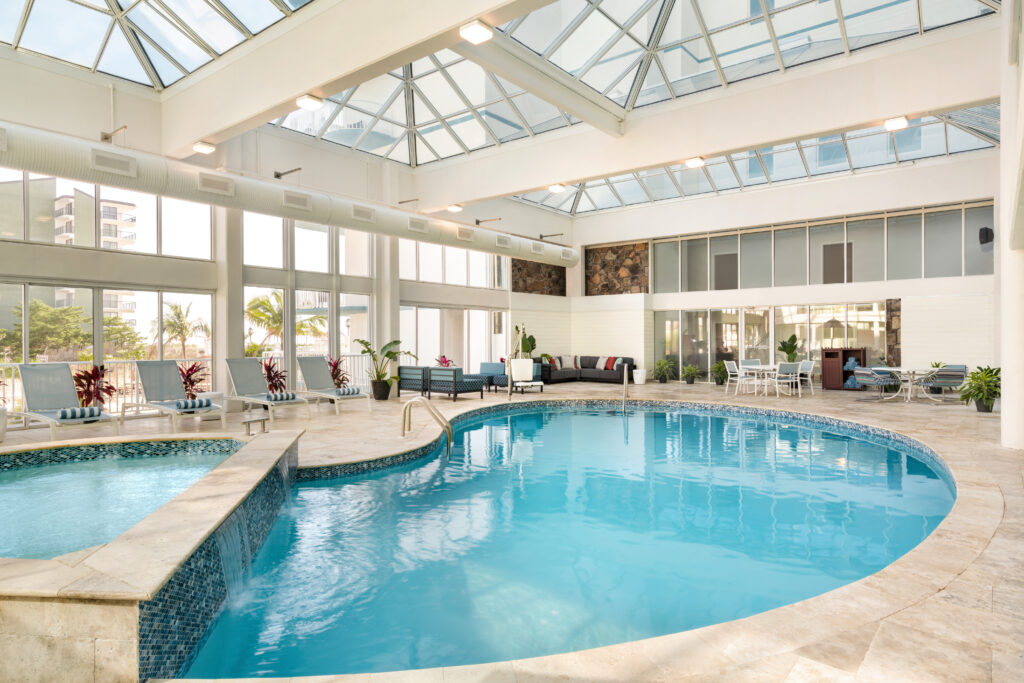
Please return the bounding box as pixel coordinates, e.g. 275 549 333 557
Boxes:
15 363 120 440
225 358 311 424
769 362 802 397
296 356 370 415
123 360 226 431
724 360 757 395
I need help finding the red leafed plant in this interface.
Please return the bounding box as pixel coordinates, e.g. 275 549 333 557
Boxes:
178 362 208 400
73 365 117 407
435 355 454 368
261 358 288 393
327 356 350 388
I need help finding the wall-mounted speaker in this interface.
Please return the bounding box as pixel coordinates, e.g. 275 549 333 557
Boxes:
979 227 994 245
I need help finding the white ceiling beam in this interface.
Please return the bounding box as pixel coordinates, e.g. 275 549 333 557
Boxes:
411 19 1000 211
159 0 556 157
452 31 626 137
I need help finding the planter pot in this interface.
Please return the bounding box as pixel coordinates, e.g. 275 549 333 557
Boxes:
633 368 647 385
928 387 942 395
370 380 391 401
685 377 696 385
714 378 725 386
975 400 993 413
0 406 6 443
511 359 535 383
658 377 667 384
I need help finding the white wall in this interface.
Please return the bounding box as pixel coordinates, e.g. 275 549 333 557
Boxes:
902 292 995 369
510 292 571 357
569 294 650 365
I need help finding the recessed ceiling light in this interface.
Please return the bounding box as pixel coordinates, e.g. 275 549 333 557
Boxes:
548 183 566 193
884 116 908 131
459 20 493 45
296 94 324 111
192 141 216 155
684 157 705 169
447 204 463 213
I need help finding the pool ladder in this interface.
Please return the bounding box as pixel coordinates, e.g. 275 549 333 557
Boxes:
401 397 453 455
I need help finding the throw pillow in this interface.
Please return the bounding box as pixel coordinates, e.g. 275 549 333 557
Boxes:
58 406 102 420
604 356 618 371
596 356 609 371
613 358 624 370
175 398 212 410
549 356 560 371
266 392 296 401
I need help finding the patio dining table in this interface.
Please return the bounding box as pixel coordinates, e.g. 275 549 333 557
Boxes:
741 365 778 396
870 367 936 403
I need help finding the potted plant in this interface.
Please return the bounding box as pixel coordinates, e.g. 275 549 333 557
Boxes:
356 339 417 400
510 325 537 383
72 365 116 419
711 360 728 386
327 356 350 388
927 361 946 394
178 361 207 400
682 364 702 385
435 355 454 367
777 334 799 363
651 358 676 384
261 358 288 393
960 366 1000 413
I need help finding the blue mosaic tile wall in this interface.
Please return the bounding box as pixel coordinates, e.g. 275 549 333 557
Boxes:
0 438 242 472
137 441 297 679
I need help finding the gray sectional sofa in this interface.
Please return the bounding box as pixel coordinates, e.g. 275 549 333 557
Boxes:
540 356 634 384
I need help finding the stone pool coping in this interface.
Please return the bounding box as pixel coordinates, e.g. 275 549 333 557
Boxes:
0 430 300 601
163 397 1003 682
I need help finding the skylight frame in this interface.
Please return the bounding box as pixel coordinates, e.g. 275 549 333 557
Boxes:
512 102 1000 216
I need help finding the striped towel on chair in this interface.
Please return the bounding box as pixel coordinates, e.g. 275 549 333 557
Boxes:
266 392 296 401
335 386 361 396
175 398 212 410
58 406 102 420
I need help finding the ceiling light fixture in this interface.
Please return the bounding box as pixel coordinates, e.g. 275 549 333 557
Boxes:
548 183 566 193
192 141 216 155
296 94 324 111
459 20 494 45
447 204 463 213
884 116 908 131
684 157 705 169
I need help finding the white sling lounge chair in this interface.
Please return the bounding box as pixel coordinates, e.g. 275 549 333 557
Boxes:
225 358 310 424
296 356 369 415
123 360 226 431
16 363 120 440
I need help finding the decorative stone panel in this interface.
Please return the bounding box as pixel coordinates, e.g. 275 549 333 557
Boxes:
585 242 649 295
511 258 566 296
886 298 901 366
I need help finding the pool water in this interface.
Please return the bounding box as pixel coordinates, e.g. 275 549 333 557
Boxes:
186 407 954 677
0 449 232 559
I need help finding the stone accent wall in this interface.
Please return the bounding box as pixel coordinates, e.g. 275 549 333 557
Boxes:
511 258 566 296
585 242 649 296
886 298 901 366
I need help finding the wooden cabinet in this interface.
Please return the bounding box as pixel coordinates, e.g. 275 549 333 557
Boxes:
821 347 867 390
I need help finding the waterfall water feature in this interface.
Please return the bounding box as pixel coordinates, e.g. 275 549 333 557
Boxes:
213 509 252 607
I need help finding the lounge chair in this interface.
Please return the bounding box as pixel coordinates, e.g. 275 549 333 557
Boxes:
916 365 967 402
296 356 369 415
225 358 311 424
123 360 226 431
15 363 120 440
853 368 901 401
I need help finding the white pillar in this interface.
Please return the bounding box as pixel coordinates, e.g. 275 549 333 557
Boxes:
999 2 1024 450
213 207 244 395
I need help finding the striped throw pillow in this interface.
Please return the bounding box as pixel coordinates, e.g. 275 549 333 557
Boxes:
175 398 212 410
58 406 102 420
335 386 361 396
266 392 296 401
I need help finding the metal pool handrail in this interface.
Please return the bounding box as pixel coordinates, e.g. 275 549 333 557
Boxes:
401 397 453 454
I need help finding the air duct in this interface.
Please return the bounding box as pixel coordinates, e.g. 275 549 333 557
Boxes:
0 120 579 268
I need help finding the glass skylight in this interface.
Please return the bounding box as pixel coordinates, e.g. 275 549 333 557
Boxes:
500 0 997 110
273 51 577 166
513 102 1000 215
0 0 307 88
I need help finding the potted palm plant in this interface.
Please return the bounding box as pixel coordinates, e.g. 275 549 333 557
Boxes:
777 334 799 362
682 364 702 384
355 339 417 400
651 358 676 383
960 366 1000 413
711 361 728 386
